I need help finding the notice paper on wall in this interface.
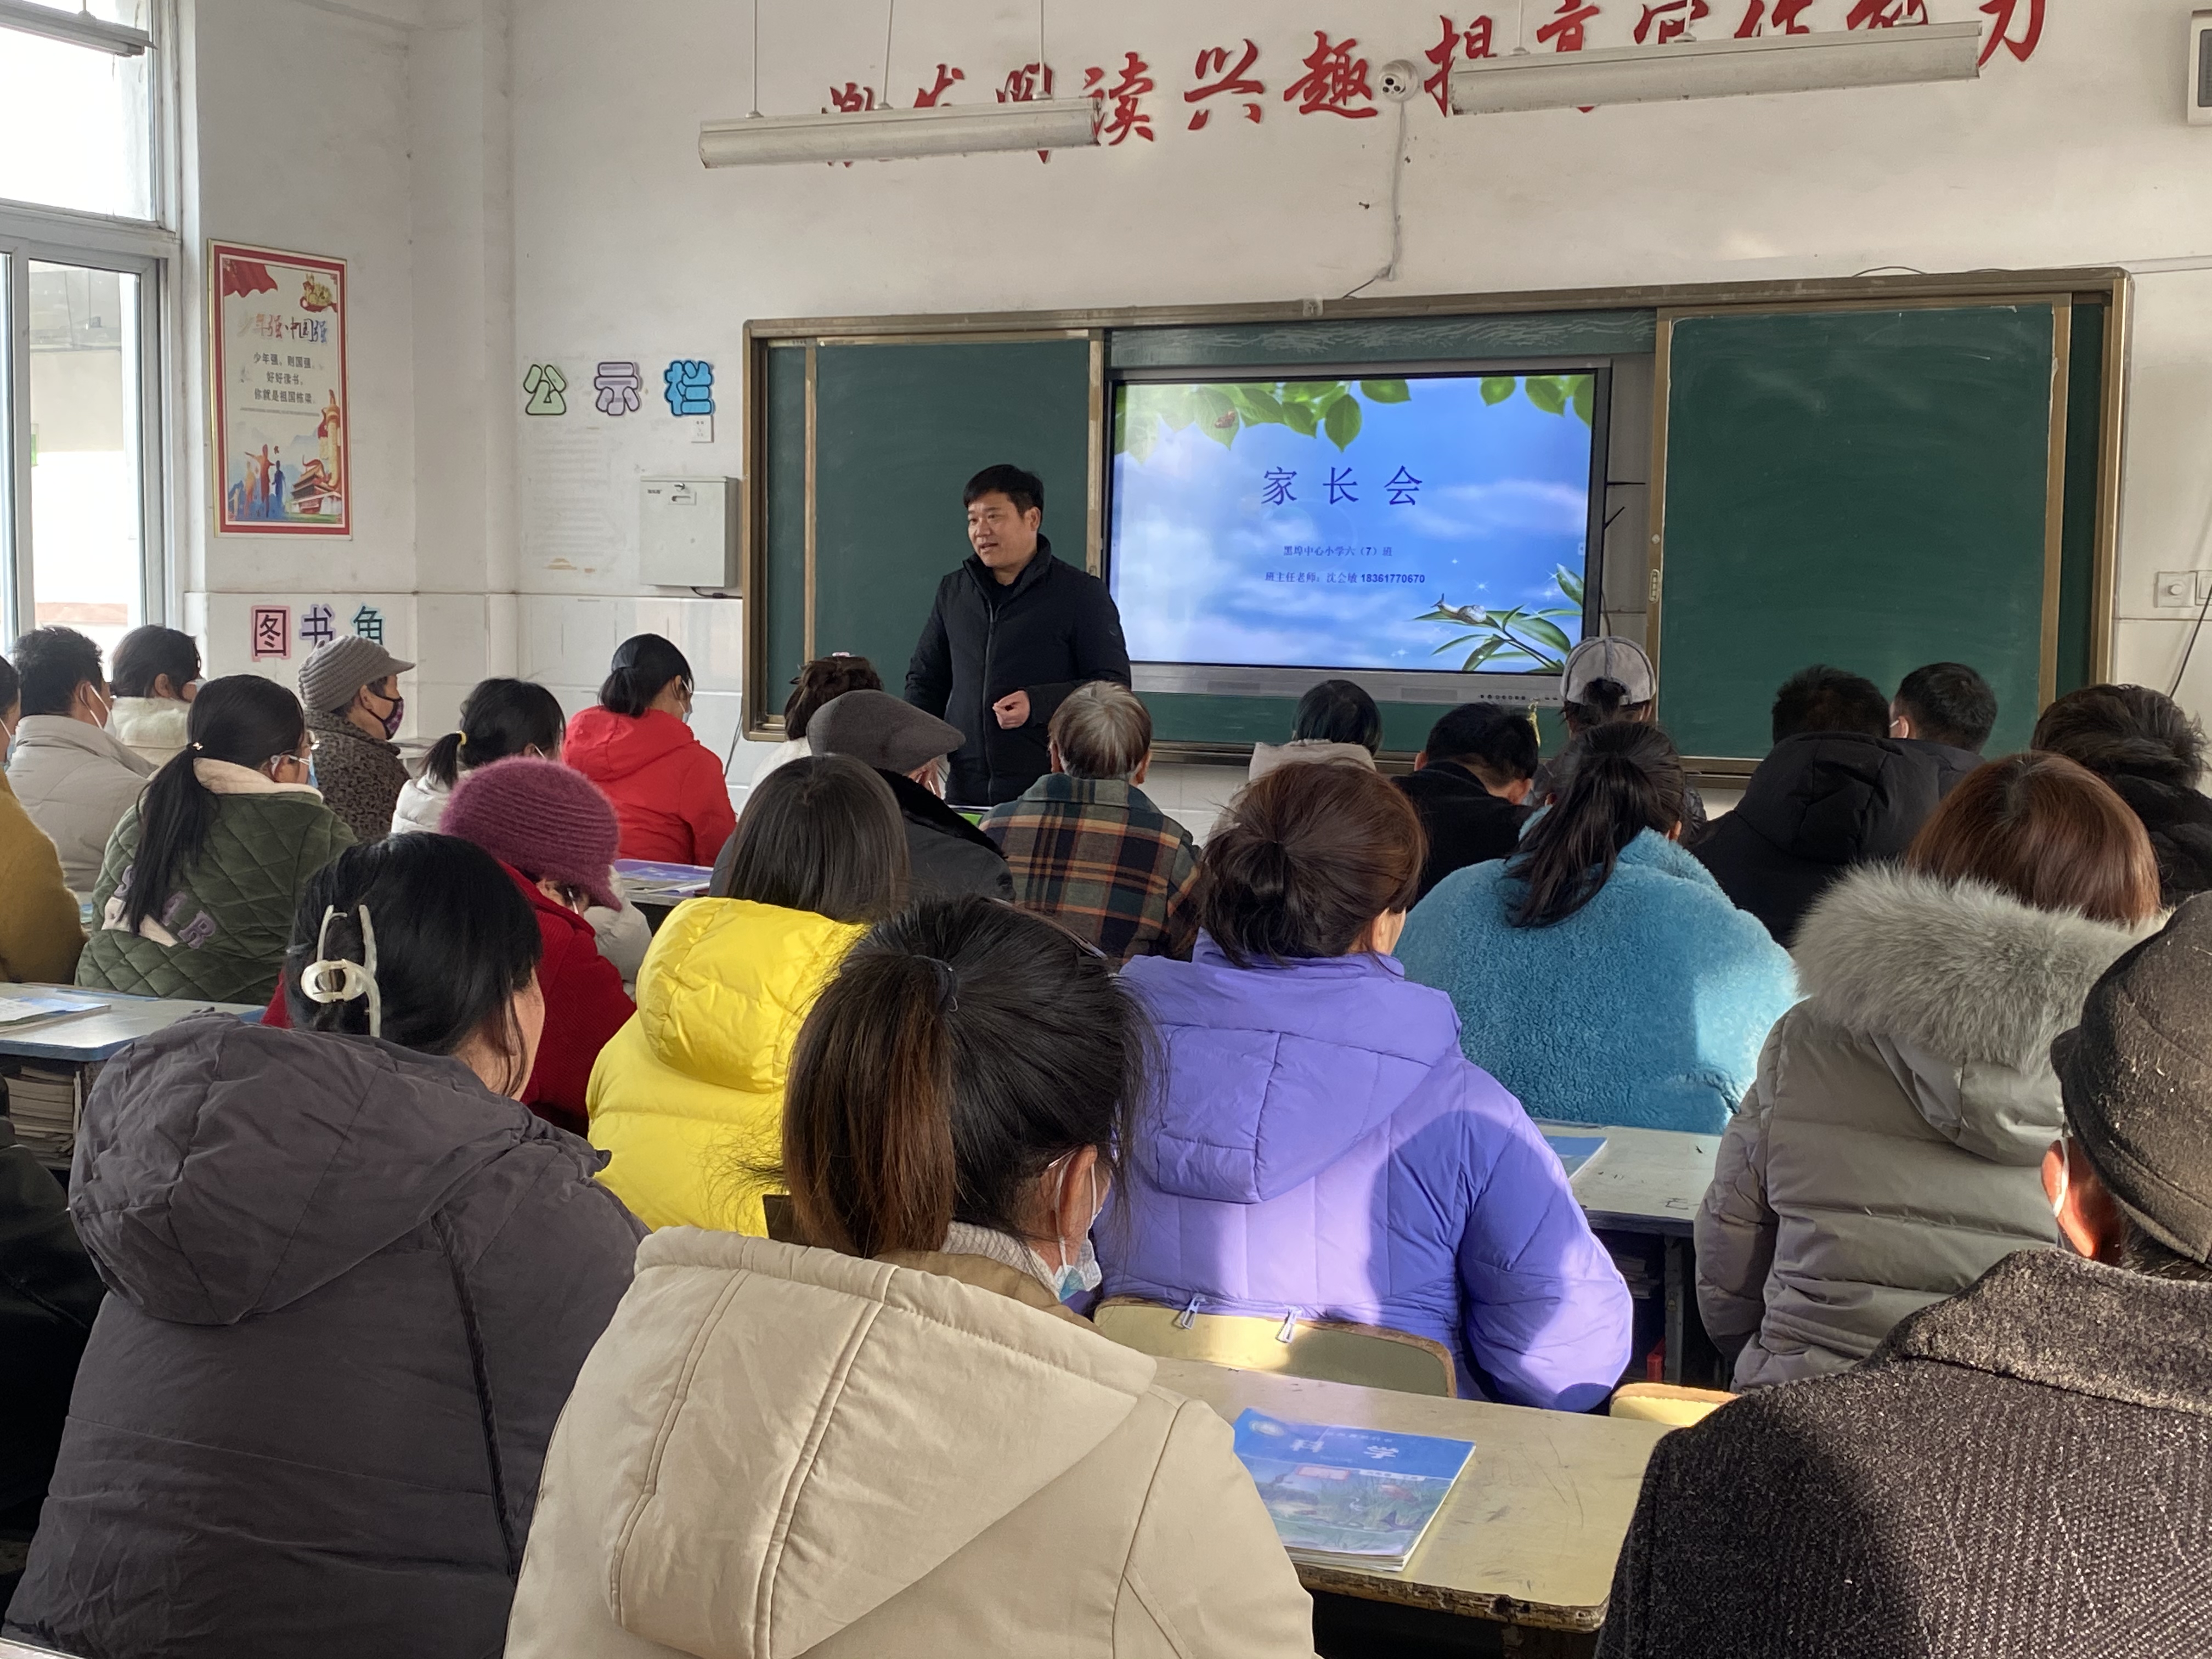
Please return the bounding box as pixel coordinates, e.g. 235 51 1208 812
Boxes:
1231 1409 1474 1571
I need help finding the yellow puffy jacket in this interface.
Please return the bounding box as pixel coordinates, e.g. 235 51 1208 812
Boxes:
586 898 864 1234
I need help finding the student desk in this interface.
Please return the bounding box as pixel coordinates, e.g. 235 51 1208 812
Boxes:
1544 1122 1724 1389
614 859 714 932
0 985 263 1170
1154 1357 1667 1655
0 1640 67 1658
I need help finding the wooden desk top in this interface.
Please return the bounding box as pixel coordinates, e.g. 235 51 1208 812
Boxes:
1546 1121 1722 1238
1153 1357 1668 1632
0 986 261 1064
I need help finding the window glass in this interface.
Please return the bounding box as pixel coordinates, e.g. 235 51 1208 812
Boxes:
29 262 145 658
0 14 155 219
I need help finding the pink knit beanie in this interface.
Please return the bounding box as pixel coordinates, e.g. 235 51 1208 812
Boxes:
442 756 623 912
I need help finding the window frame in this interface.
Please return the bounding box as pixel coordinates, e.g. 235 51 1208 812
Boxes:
0 0 177 648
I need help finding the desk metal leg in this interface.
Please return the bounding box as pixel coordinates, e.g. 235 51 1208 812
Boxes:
1662 1237 1686 1386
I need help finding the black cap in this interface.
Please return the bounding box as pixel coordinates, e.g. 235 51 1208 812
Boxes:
2054 894 2212 1264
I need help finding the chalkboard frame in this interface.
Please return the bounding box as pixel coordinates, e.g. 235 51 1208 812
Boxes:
741 269 2129 755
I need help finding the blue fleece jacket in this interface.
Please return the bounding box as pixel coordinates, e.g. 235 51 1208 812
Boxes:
1397 830 1799 1135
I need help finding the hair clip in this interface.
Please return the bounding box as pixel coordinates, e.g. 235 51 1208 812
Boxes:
300 904 382 1038
922 955 960 1013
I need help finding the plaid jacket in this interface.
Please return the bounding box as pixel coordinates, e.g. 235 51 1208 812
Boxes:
981 775 1200 964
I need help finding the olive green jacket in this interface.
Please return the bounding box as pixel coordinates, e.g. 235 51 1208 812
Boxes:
77 762 354 1005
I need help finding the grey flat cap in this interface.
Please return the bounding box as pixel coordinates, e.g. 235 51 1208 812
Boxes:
298 636 414 715
809 690 963 775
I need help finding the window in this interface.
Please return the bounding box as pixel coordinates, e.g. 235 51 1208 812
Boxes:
0 1 166 655
0 2 156 221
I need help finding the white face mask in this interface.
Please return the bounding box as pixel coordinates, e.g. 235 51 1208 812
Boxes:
2051 1130 2072 1226
1026 1159 1105 1302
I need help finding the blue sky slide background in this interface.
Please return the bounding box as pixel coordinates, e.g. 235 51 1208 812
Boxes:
1108 376 1594 674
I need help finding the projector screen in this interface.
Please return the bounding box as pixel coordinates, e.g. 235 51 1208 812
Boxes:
1107 371 1601 685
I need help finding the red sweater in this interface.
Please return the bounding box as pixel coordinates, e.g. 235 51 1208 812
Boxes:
264 865 635 1136
562 706 736 866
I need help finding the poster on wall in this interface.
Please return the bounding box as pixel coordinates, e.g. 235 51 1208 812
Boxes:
210 241 349 538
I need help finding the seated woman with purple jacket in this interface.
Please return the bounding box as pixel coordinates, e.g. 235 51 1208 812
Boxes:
1096 761 1634 1410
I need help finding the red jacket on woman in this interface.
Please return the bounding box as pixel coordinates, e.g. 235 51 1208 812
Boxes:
562 707 735 867
263 864 634 1137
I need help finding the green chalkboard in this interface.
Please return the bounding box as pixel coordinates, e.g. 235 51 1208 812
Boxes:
784 338 1093 693
1656 306 2069 762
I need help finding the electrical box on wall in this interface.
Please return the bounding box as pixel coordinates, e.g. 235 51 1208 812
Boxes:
640 477 740 589
2193 12 2212 125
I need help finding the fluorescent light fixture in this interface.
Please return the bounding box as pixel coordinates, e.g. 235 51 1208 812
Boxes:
701 99 1100 168
1451 22 1980 116
0 0 151 56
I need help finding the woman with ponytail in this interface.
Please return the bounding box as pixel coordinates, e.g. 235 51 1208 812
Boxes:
1098 760 1632 1410
507 896 1317 1659
392 675 566 834
14 835 645 1659
563 633 736 864
77 674 353 1002
1398 723 1797 1134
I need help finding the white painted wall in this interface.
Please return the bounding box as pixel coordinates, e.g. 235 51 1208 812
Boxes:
176 0 2212 828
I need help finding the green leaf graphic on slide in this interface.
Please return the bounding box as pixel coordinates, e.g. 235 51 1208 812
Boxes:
1415 594 1583 673
1323 392 1363 450
1112 372 1595 460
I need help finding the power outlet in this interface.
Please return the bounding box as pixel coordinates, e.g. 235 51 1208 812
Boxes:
2156 571 2207 608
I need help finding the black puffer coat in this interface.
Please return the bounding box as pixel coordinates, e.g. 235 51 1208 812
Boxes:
0 1112 103 1516
2102 772 2212 907
1693 732 1942 946
4 1016 645 1659
904 539 1132 806
1599 1249 2212 1658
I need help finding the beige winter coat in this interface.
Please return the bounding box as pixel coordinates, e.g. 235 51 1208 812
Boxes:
1697 866 2159 1391
507 1228 1316 1659
1246 740 1376 783
7 715 156 894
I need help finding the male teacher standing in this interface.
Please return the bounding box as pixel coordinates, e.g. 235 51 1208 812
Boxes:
905 463 1132 806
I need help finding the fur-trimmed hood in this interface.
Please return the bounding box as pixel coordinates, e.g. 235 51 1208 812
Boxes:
1794 865 2160 1074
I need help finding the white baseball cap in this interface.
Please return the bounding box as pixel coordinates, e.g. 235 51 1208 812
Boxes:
1561 636 1656 706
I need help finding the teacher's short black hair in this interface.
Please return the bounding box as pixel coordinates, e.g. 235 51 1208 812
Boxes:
963 464 1044 517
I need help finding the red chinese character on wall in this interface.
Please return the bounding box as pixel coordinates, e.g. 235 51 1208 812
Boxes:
1844 0 1929 25
998 61 1057 162
825 82 878 112
1635 0 1710 43
1734 0 1814 35
1978 0 2044 63
999 62 1053 103
912 64 965 107
1084 53 1156 144
1186 40 1264 129
1283 31 1380 117
1537 2 1602 53
1424 15 1497 115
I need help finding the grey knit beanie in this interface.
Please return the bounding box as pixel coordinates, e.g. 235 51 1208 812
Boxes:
298 636 413 716
2054 894 2212 1263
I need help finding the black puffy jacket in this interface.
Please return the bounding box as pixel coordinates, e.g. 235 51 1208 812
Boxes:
5 1017 645 1659
904 539 1132 806
1693 733 1942 947
0 1112 103 1519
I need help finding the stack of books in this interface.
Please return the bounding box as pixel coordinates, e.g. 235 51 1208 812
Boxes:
1231 1409 1475 1572
8 1064 94 1162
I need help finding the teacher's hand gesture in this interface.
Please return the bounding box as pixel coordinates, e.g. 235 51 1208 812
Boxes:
992 690 1031 730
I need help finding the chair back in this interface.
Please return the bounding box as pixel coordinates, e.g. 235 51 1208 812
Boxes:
1094 1297 1457 1398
